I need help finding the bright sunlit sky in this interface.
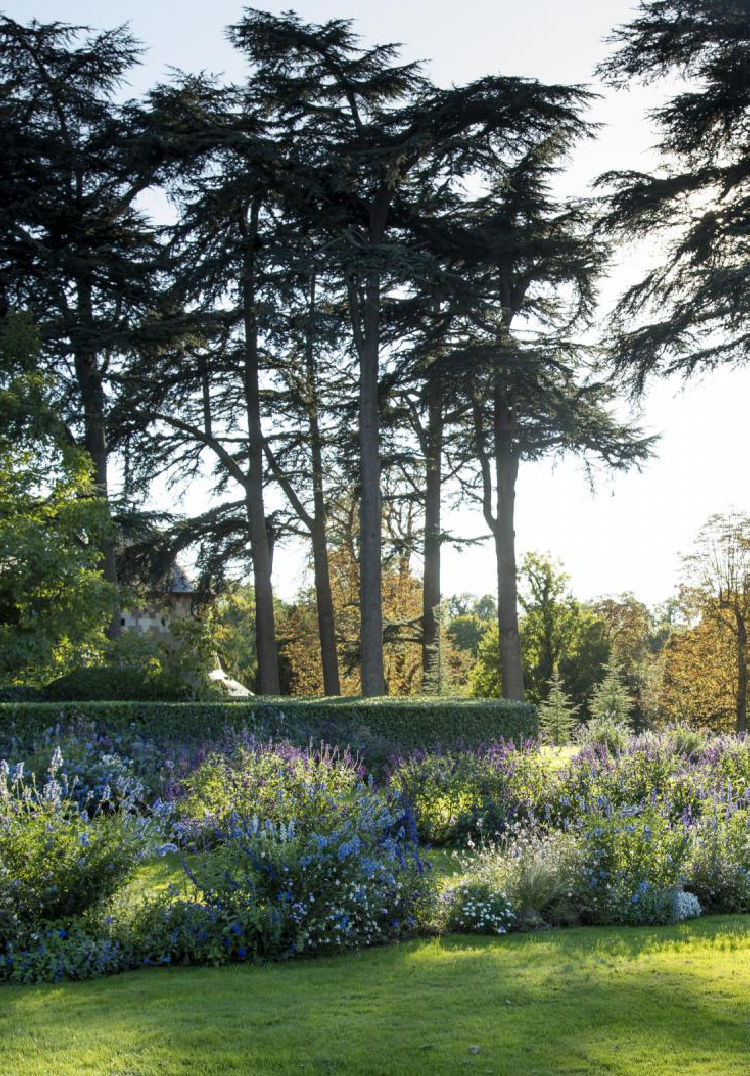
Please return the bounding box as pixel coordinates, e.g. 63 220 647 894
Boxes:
10 0 750 607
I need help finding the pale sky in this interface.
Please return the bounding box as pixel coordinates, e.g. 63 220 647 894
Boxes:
10 0 750 608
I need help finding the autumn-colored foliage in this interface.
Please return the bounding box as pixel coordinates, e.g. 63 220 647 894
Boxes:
660 618 737 732
279 546 424 697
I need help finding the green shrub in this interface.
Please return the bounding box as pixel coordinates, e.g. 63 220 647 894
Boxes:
663 724 708 758
178 742 362 848
574 805 692 925
0 751 153 943
43 666 191 702
0 685 41 702
610 883 697 926
0 915 134 984
388 745 552 844
167 795 435 960
0 696 538 754
710 736 750 787
688 803 750 914
575 716 630 754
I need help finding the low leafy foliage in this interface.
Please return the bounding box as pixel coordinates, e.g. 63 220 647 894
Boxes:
0 749 167 954
443 882 514 935
388 743 551 844
178 797 435 958
177 741 362 847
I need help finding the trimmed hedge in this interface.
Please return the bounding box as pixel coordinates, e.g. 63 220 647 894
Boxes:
0 696 537 751
43 666 188 702
0 685 42 702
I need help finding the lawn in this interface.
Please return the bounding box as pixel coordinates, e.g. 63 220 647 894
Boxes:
2 916 750 1075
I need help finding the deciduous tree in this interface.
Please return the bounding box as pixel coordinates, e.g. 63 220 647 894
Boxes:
678 512 750 732
0 314 117 684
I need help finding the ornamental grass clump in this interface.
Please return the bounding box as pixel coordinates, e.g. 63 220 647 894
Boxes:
487 827 579 927
445 826 579 930
574 716 630 755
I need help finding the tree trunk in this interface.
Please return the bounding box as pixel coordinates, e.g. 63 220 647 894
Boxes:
310 516 340 696
305 279 341 696
494 379 525 700
241 202 280 695
357 195 388 697
736 608 747 732
422 373 443 683
73 283 120 639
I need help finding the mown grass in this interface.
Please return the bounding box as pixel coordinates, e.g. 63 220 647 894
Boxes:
2 917 750 1075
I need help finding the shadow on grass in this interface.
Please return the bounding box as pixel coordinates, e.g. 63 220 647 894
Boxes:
437 912 750 960
2 918 750 1074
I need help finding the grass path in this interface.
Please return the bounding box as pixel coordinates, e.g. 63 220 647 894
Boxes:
2 916 750 1075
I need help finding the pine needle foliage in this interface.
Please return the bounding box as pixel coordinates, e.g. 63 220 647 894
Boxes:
589 661 633 728
597 1 750 386
538 669 579 746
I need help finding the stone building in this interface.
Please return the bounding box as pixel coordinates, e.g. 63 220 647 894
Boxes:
119 563 195 636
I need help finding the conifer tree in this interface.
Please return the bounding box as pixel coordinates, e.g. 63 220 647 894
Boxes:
229 9 615 695
444 141 654 700
538 669 579 746
0 17 164 625
598 1 750 384
589 661 633 728
126 73 285 694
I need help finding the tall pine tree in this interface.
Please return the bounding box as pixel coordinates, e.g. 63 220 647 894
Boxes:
229 9 620 695
598 1 750 384
0 17 165 627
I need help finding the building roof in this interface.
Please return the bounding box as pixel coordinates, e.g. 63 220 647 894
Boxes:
169 563 194 594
